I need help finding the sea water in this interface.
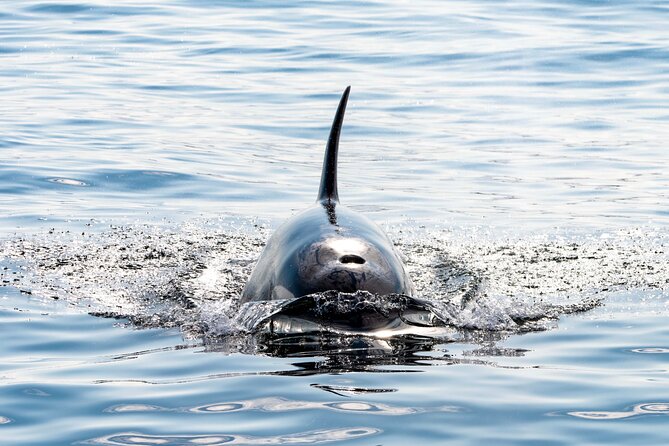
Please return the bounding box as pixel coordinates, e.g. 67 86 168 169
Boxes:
1 1 668 445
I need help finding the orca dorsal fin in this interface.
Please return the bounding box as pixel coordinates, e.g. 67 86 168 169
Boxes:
317 86 350 204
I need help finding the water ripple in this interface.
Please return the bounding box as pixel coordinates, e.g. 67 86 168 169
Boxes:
630 347 669 354
105 404 166 413
47 178 89 187
2 1 669 444
568 402 669 420
87 427 380 445
190 397 421 416
25 2 165 17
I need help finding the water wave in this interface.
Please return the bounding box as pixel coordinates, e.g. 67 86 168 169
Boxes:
2 220 666 350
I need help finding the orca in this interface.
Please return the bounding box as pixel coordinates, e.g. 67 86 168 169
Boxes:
241 87 415 306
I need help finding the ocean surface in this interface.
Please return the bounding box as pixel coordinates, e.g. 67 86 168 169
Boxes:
1 1 668 445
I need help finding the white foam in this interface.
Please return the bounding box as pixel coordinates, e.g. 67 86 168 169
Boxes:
1 221 666 339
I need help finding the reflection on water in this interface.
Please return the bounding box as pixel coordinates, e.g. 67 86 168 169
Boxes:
203 327 530 376
310 384 397 396
2 286 669 445
106 396 435 416
105 405 166 414
630 347 669 354
190 396 425 415
88 427 381 446
210 333 450 374
568 403 669 420
47 178 89 187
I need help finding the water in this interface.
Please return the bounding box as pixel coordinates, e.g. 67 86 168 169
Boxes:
1 1 668 444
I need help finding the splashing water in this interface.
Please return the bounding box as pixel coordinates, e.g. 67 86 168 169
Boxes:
1 220 667 343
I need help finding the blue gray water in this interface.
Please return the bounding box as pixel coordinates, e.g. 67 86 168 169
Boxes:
1 1 669 445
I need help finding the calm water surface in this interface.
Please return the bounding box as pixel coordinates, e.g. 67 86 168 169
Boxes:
1 1 668 445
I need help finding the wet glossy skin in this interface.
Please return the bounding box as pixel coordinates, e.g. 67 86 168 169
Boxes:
240 201 415 303
241 87 414 304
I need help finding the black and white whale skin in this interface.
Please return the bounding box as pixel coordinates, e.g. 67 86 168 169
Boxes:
241 87 415 303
